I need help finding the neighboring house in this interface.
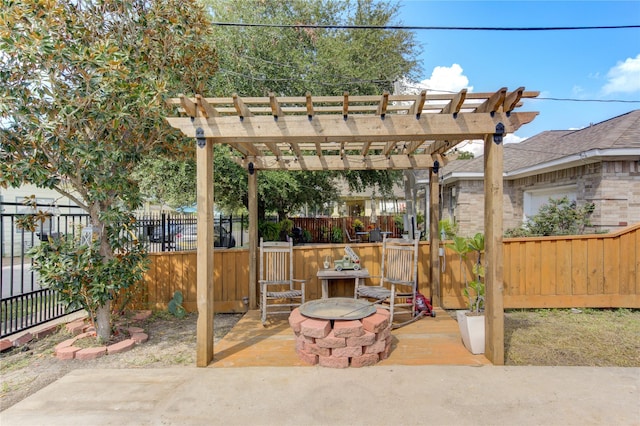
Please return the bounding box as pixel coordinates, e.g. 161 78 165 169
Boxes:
0 184 82 256
330 178 407 219
437 110 640 236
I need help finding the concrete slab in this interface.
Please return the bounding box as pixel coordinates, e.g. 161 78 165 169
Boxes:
2 366 638 425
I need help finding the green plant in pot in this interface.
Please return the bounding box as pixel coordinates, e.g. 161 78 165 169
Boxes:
447 232 485 354
353 219 364 233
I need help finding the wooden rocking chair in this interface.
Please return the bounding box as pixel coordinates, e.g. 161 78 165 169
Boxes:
355 236 419 324
259 238 306 325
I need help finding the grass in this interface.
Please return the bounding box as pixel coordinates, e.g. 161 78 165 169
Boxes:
504 308 640 366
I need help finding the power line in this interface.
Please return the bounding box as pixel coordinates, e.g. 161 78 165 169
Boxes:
535 97 640 103
217 70 640 103
212 22 640 31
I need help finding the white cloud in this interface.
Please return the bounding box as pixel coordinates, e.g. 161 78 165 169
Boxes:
455 134 526 158
504 134 526 144
602 54 640 94
418 64 473 93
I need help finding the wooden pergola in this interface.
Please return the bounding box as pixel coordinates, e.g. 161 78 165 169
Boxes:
165 88 539 366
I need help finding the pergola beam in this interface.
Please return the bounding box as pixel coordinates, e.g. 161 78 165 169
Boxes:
166 112 537 143
234 154 435 171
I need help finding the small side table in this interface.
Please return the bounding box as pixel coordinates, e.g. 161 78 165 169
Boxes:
316 268 370 299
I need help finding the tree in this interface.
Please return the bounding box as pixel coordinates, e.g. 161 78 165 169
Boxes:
136 0 420 217
505 196 596 237
134 156 197 209
0 0 218 340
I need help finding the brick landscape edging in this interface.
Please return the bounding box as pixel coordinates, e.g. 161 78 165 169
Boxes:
0 310 153 360
52 310 152 360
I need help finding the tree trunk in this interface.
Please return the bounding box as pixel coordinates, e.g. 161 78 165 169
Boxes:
96 301 111 342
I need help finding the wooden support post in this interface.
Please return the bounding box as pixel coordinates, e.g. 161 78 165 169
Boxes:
248 162 258 310
196 131 214 367
484 132 505 365
429 169 441 306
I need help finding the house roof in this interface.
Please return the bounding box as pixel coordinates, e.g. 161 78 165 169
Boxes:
441 109 640 180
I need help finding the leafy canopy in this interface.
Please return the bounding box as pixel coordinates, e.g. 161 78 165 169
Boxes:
136 0 421 218
0 0 218 340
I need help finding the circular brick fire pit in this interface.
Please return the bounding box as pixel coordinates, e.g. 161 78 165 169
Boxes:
288 299 392 368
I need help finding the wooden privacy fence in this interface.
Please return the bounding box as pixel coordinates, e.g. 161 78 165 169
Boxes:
138 224 640 312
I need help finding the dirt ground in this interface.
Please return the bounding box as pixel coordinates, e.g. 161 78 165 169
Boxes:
0 312 242 412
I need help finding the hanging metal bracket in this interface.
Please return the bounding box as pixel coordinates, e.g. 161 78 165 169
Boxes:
493 122 505 145
196 127 206 148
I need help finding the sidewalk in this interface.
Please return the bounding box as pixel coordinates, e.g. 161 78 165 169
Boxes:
2 366 638 425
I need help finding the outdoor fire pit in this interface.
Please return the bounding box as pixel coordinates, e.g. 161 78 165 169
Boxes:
288 298 392 368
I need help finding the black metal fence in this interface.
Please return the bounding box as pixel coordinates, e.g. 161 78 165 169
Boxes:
1 201 248 338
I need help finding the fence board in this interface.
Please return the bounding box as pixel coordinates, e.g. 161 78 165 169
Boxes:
540 240 555 295
587 238 604 295
525 241 541 295
140 224 640 312
556 240 572 295
571 239 588 295
603 236 619 295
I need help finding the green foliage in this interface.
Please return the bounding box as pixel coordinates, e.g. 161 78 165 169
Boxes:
447 232 485 314
331 227 343 243
1 0 218 340
456 151 475 160
393 215 404 233
156 0 419 218
168 291 186 318
438 219 459 240
505 197 596 237
134 157 197 209
30 230 149 338
259 221 280 242
353 219 364 232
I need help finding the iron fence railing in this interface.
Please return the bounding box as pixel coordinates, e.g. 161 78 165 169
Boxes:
0 201 248 338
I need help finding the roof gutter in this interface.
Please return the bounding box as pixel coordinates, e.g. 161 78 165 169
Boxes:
431 148 640 185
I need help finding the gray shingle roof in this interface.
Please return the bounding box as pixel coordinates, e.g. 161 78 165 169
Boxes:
443 109 640 174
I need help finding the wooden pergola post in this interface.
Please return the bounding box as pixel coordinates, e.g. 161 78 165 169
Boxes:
484 131 505 365
248 161 258 310
195 129 214 367
429 168 441 306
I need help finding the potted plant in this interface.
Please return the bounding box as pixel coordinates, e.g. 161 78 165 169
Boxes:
353 219 364 233
448 233 485 354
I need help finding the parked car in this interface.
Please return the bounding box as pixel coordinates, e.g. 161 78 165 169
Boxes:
149 224 183 244
175 224 236 250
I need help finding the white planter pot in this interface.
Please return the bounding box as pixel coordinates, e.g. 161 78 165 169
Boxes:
456 310 485 354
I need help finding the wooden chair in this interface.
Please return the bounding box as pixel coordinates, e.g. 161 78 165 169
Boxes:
345 229 361 243
259 238 306 325
355 236 419 324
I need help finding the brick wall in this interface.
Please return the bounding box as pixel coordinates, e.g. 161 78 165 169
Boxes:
442 160 640 236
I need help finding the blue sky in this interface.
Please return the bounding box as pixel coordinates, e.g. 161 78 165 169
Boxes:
394 0 640 151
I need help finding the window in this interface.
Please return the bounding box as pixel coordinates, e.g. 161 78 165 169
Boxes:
523 186 577 220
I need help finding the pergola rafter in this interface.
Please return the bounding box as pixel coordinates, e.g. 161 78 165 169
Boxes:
164 88 540 367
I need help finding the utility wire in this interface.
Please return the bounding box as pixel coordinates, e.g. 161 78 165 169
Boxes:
212 22 640 31
535 97 640 103
218 70 639 103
